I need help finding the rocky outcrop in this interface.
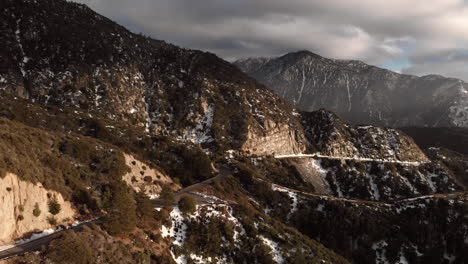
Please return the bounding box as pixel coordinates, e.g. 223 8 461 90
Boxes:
242 118 306 156
287 159 329 194
302 110 429 162
1 0 305 155
235 51 468 128
0 173 75 245
123 154 180 198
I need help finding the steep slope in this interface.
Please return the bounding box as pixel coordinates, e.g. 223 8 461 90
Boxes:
268 110 462 201
290 191 468 264
401 127 468 156
1 0 306 156
228 159 468 264
0 117 178 246
234 51 468 127
302 109 428 162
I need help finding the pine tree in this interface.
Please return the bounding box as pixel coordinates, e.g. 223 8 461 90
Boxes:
48 196 61 215
103 182 137 235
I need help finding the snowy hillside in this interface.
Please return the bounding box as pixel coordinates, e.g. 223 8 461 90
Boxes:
235 51 468 128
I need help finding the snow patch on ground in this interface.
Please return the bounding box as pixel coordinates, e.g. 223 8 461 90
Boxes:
162 206 187 246
271 185 298 218
368 175 381 200
372 240 390 264
0 220 92 253
259 235 284 264
162 203 245 263
190 253 215 264
310 159 332 193
170 250 187 264
15 19 28 77
0 230 64 253
182 104 214 144
188 191 224 202
426 173 438 192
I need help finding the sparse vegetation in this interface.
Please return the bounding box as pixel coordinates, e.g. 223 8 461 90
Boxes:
46 231 95 264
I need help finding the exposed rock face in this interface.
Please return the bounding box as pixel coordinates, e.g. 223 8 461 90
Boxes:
123 154 180 198
242 117 306 156
302 109 429 162
0 173 75 245
1 0 305 156
276 110 462 201
287 159 329 194
235 51 468 127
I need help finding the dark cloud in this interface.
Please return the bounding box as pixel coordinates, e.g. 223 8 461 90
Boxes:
75 0 468 81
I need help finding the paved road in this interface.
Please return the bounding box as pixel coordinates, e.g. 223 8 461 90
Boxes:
152 165 232 206
272 183 467 206
0 219 100 261
274 153 429 166
0 167 233 260
1 164 464 260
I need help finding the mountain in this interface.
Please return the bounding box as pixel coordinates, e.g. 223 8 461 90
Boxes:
234 50 468 128
1 0 307 157
0 1 467 264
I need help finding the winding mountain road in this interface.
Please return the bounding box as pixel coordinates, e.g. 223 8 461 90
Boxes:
274 153 429 166
0 219 100 261
271 182 467 206
0 167 232 261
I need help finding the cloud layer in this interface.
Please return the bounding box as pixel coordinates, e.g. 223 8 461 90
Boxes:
75 0 468 81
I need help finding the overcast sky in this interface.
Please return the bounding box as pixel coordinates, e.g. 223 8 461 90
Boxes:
75 0 468 81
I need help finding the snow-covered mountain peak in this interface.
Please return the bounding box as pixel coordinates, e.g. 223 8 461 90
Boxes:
235 51 468 128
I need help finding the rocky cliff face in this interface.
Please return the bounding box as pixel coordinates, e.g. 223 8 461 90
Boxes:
242 117 307 156
0 173 75 245
1 0 305 156
302 109 429 162
273 110 461 201
235 51 468 128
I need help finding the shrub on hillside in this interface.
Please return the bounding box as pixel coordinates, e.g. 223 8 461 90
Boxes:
46 230 95 264
33 203 41 217
178 196 196 215
47 216 57 226
48 197 61 215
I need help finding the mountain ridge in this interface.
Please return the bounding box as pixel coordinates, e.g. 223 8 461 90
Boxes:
234 50 468 128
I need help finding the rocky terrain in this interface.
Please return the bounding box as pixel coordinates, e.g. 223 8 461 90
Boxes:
234 51 468 128
0 0 467 264
1 0 306 156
